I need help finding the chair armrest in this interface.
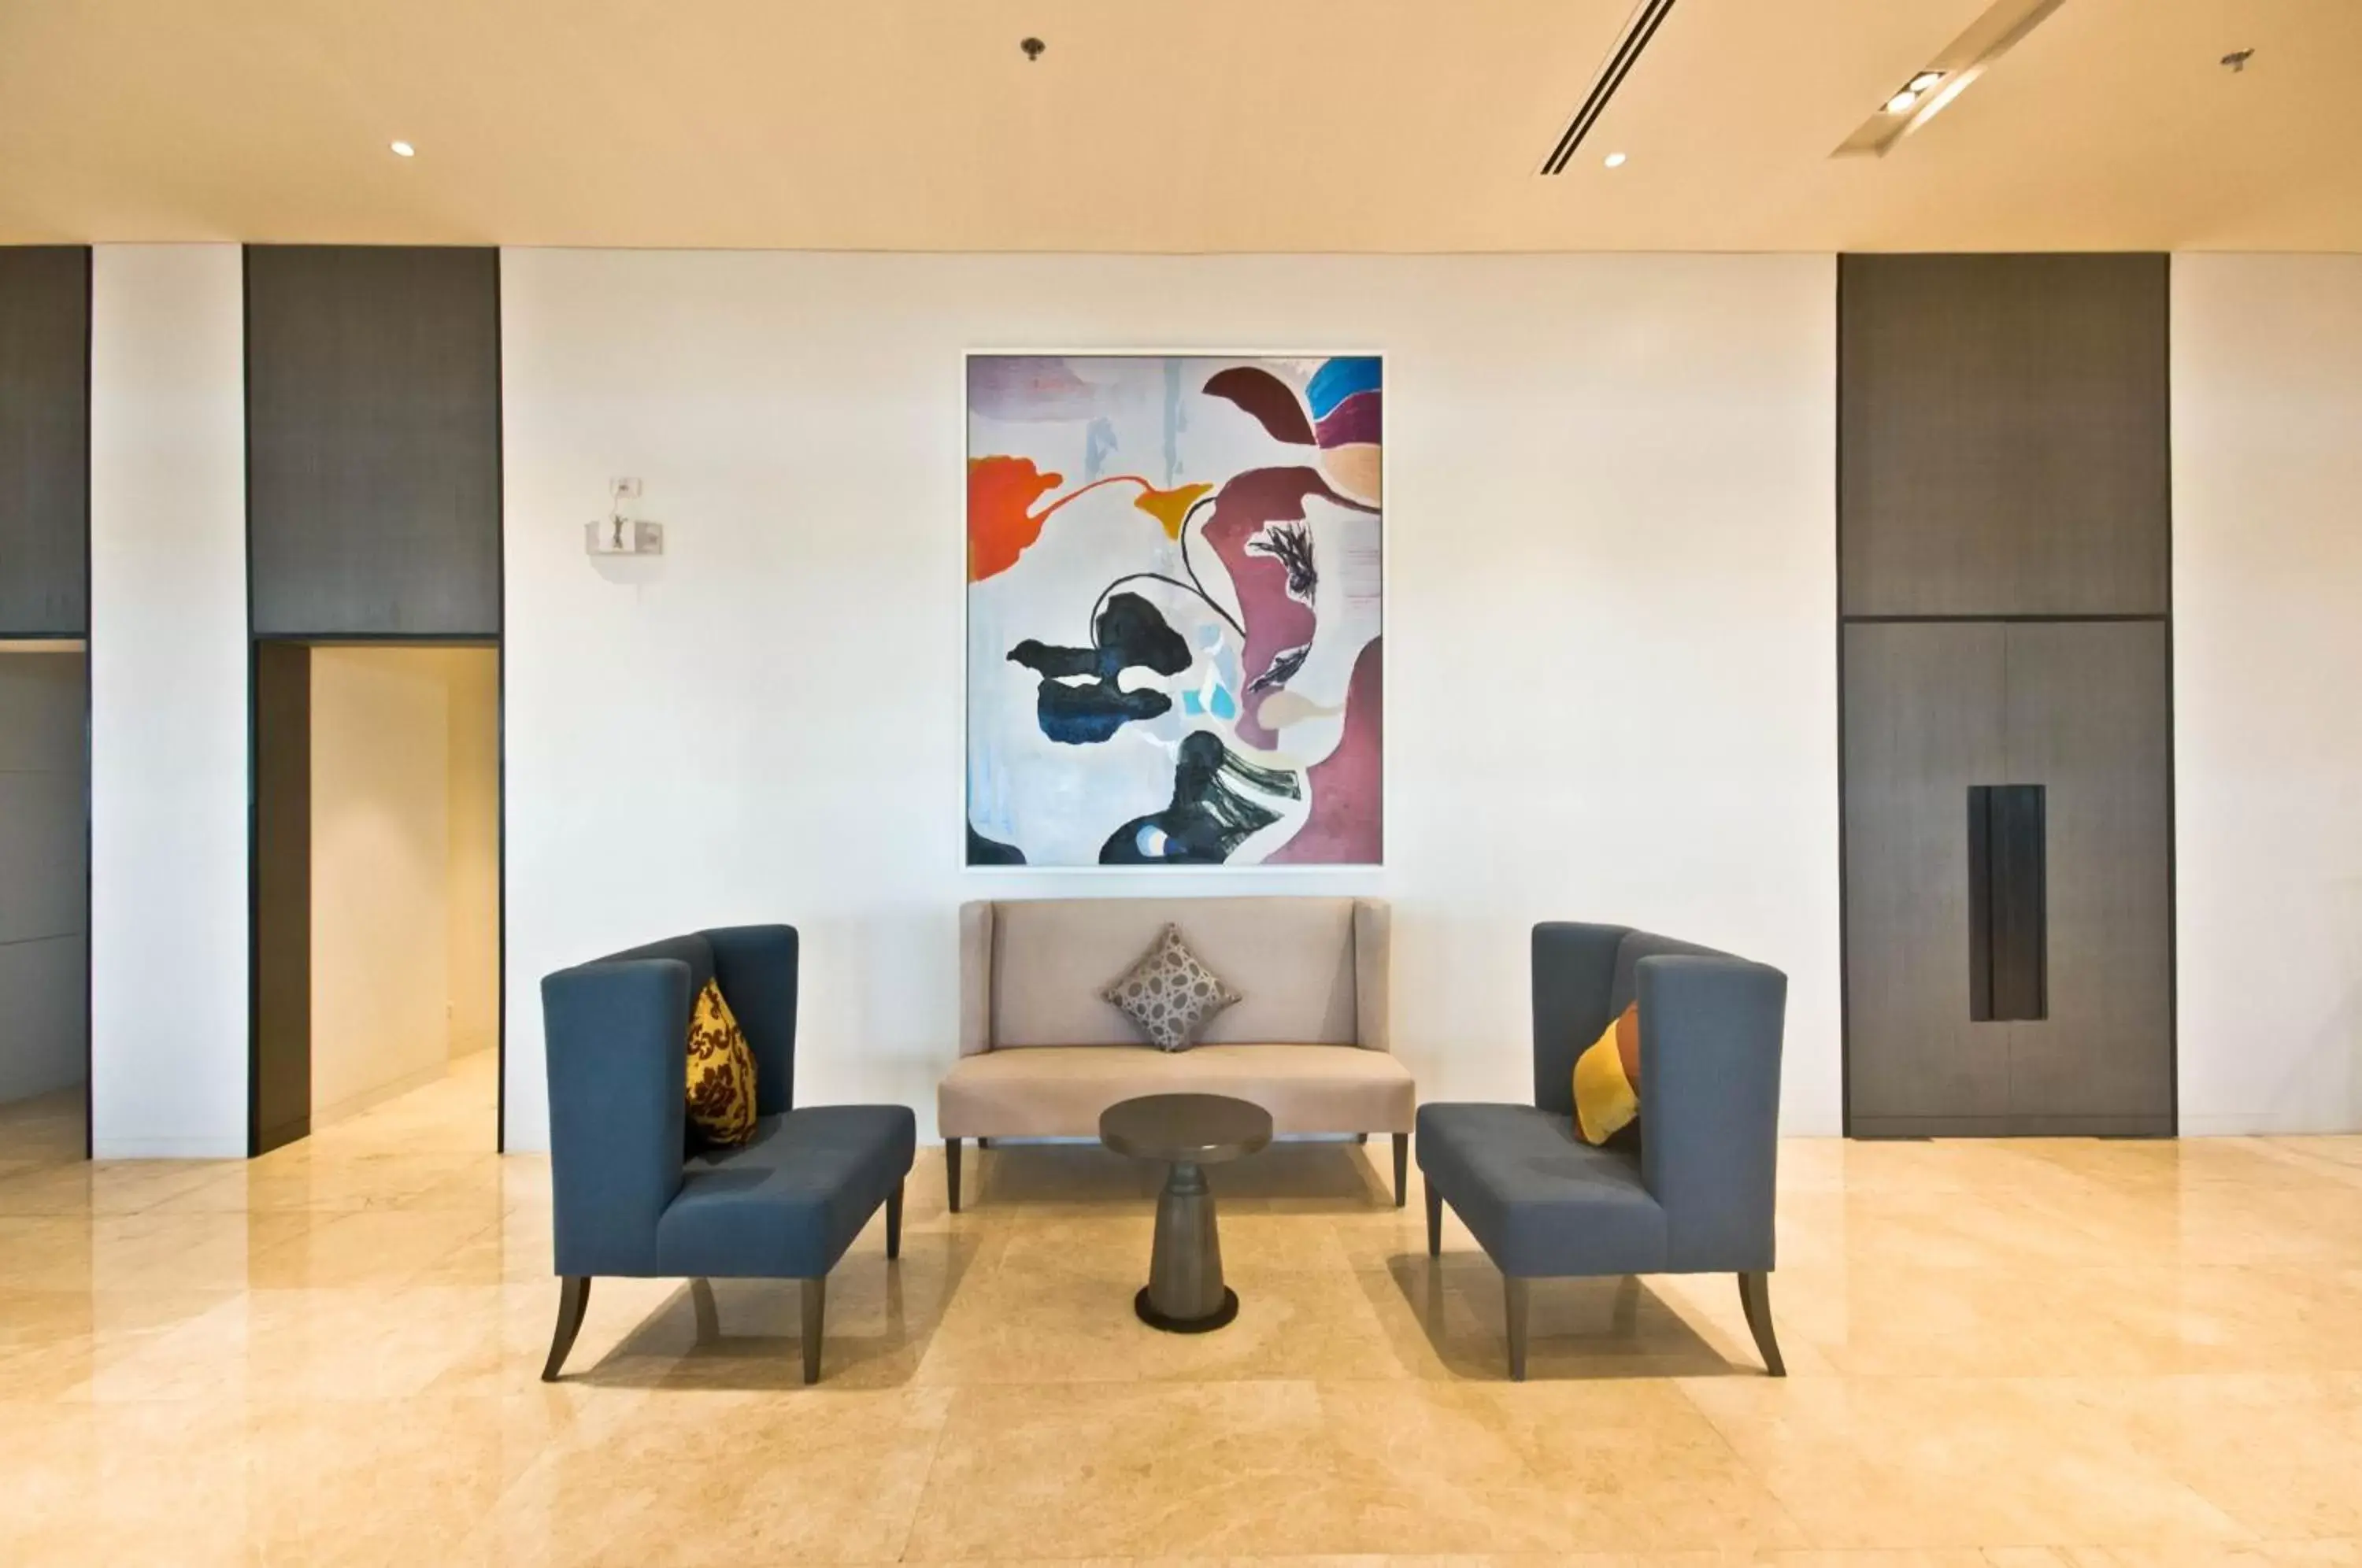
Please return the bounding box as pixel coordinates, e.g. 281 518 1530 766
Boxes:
1635 955 1786 1274
542 957 693 1276
1353 899 1392 1052
958 900 994 1057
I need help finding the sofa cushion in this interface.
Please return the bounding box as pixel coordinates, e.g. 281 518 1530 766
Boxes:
991 897 1360 1047
1416 1103 1668 1278
684 979 758 1147
655 1105 916 1280
938 1043 1414 1138
1101 924 1242 1050
1572 1003 1641 1146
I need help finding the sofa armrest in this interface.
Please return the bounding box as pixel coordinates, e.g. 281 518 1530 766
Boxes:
1635 954 1786 1274
542 956 694 1277
958 900 995 1057
1353 899 1392 1052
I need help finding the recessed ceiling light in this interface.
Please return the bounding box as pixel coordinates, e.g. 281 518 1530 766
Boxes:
389 140 416 157
1603 151 1627 168
1835 0 2073 158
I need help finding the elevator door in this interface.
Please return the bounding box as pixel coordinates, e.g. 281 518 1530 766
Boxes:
1844 620 2173 1136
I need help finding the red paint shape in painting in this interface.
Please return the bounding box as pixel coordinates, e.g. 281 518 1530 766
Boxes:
968 455 1064 581
1201 467 1337 747
1203 366 1316 446
1268 637 1382 865
1313 388 1381 449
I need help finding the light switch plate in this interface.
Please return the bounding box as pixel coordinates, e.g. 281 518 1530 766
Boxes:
585 518 665 556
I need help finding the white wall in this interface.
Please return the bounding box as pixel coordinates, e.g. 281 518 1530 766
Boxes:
500 251 1842 1150
309 648 454 1123
87 245 249 1158
0 649 87 1104
2174 255 2362 1133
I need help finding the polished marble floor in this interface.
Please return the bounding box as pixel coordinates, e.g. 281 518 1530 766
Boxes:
3 1053 2361 1566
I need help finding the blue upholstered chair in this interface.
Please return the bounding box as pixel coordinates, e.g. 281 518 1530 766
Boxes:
1416 923 1788 1381
539 925 916 1385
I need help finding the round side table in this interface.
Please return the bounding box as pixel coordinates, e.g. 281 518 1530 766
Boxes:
1098 1092 1274 1333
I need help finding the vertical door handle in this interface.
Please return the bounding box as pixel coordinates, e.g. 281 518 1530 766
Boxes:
1968 784 2048 1023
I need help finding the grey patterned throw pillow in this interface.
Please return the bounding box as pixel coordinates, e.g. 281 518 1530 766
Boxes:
1101 924 1242 1051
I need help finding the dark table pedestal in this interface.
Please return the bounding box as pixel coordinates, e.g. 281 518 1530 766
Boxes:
1138 1158 1236 1331
1099 1092 1273 1335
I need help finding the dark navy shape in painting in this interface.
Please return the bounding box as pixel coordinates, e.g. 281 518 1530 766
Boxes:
1101 732 1304 864
966 823 1027 867
1007 591 1191 745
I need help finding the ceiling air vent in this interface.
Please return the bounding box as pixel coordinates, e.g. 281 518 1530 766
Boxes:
1542 0 1680 175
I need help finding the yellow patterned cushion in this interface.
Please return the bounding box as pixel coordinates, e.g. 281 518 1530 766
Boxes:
686 978 757 1146
1572 1002 1641 1146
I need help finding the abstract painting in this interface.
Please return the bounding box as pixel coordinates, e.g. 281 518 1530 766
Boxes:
967 354 1383 867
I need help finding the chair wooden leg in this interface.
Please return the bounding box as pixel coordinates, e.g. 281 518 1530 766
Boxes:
1612 1274 1640 1335
1738 1270 1785 1377
541 1275 590 1383
800 1276 827 1385
1391 1132 1409 1209
690 1277 720 1344
1503 1274 1530 1382
886 1179 905 1260
946 1137 963 1215
1424 1182 1443 1258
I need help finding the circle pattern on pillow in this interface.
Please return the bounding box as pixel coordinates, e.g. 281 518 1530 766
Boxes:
1101 923 1243 1051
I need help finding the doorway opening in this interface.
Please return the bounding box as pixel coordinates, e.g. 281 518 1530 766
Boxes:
252 642 501 1155
0 641 88 1169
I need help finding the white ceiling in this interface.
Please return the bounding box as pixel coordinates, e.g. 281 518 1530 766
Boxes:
1 0 2354 252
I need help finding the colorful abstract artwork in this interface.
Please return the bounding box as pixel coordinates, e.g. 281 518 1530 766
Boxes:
967 354 1383 867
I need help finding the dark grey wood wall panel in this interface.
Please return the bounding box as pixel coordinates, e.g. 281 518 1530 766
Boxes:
0 247 90 635
251 642 312 1154
1842 622 2010 1128
2001 621 2173 1133
1839 253 2170 618
1845 621 2175 1137
246 247 501 637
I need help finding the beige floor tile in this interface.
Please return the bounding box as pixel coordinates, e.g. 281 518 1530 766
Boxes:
2060 1374 2362 1540
244 1204 504 1289
916 1246 1410 1385
6 1056 2362 1564
902 1379 1351 1559
468 1385 954 1564
1347 1251 1794 1384
1679 1376 2254 1550
0 1155 243 1216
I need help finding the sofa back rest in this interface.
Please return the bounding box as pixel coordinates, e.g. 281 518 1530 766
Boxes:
543 940 706 1277
1608 930 1729 1016
990 897 1363 1047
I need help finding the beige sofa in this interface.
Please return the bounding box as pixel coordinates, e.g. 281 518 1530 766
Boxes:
937 897 1414 1210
